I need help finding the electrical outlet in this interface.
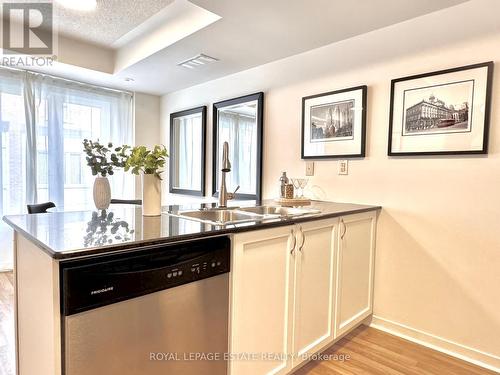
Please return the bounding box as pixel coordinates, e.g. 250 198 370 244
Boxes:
305 161 314 176
338 160 348 175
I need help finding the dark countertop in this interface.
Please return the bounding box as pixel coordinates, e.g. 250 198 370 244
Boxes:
3 200 380 260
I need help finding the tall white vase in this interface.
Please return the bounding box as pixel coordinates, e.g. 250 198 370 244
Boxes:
93 176 111 210
142 173 161 216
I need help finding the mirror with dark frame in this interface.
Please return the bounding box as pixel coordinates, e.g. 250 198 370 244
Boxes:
212 92 263 201
169 106 206 196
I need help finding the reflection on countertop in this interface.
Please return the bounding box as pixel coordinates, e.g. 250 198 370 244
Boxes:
3 200 380 260
83 210 135 247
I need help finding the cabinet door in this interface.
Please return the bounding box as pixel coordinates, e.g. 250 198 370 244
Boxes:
230 226 295 375
335 211 377 338
291 219 338 369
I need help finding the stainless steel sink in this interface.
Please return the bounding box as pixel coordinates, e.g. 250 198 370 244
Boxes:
172 205 321 225
238 206 321 217
237 206 290 216
176 209 264 225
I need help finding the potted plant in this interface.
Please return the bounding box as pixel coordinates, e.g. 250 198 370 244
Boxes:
83 139 126 210
124 145 168 216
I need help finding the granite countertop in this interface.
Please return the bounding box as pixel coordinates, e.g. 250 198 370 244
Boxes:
3 200 380 260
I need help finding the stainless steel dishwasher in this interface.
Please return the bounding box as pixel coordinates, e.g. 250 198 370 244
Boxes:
60 236 230 375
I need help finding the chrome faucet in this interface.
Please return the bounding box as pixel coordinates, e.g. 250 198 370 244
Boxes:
218 141 240 208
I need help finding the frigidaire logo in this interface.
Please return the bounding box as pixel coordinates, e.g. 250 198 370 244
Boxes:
91 286 114 295
2 2 54 55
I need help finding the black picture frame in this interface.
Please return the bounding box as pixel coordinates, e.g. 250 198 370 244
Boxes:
388 62 494 156
169 106 206 196
301 85 367 159
212 92 264 201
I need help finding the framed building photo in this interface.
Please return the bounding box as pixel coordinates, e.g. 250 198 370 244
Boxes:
388 62 493 156
301 85 367 159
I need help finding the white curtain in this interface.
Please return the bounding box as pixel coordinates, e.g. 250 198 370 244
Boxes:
0 67 133 268
23 72 134 210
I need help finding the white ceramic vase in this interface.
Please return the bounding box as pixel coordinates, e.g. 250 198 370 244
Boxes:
93 176 111 210
142 173 161 216
142 216 161 239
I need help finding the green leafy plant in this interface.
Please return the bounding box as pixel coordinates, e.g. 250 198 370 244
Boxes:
124 145 168 179
83 139 127 177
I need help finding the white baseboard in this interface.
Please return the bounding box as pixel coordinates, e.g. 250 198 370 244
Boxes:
369 315 500 374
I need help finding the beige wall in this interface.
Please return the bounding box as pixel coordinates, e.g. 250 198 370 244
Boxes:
160 0 500 369
134 92 161 198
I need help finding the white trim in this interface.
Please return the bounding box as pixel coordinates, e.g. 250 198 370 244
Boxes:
339 307 370 331
369 315 500 373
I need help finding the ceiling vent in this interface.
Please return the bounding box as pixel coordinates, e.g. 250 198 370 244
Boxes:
178 54 218 69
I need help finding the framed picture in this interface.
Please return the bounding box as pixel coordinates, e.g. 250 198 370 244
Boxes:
169 106 206 196
301 85 367 159
388 62 493 156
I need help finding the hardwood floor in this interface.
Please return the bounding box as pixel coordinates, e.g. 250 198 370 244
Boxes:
294 325 497 375
0 272 495 375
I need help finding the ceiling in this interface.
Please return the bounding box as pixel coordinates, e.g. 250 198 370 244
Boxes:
55 0 175 47
14 0 469 95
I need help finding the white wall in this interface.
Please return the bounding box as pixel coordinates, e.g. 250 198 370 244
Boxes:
134 92 161 198
160 0 500 370
135 92 161 147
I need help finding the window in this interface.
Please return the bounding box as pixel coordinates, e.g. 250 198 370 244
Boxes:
0 68 133 214
64 153 83 185
37 151 48 185
0 83 27 215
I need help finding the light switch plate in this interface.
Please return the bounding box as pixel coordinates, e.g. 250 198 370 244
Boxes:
305 161 314 176
338 160 348 175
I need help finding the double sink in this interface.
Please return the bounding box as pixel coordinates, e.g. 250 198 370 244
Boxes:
171 205 321 225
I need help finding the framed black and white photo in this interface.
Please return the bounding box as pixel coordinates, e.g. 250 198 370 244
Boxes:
388 62 493 156
301 85 367 159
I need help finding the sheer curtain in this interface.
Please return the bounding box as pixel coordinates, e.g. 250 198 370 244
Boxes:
24 72 134 210
0 67 133 268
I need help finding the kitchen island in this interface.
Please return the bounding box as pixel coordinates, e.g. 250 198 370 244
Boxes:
3 200 380 375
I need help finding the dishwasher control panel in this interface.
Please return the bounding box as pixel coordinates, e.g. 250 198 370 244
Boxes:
60 236 230 316
163 253 228 283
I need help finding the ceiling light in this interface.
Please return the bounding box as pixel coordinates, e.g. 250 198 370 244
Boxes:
55 0 97 12
178 54 218 69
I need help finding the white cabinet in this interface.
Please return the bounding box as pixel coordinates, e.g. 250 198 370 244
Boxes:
291 219 337 368
230 226 295 375
230 219 337 375
334 211 377 338
229 211 377 375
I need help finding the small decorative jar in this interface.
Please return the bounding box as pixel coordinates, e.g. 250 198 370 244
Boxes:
284 184 294 199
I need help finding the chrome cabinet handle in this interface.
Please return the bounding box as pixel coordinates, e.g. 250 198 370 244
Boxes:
288 229 296 255
298 226 305 252
340 219 347 240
